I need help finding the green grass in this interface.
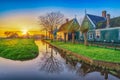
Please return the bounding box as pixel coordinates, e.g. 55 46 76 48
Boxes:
48 40 120 63
0 39 38 60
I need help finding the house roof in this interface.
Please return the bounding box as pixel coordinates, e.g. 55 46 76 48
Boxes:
86 14 107 29
110 16 120 27
58 18 80 33
87 14 106 25
82 12 120 30
87 14 106 24
95 16 120 28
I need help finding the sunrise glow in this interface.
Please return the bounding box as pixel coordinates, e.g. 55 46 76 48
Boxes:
22 29 28 35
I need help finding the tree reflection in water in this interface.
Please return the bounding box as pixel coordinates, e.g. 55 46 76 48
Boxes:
39 44 63 74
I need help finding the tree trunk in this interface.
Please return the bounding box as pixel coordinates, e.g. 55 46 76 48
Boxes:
51 28 53 42
46 30 47 39
51 34 53 42
46 44 48 53
72 32 75 43
84 32 88 46
53 33 57 41
51 48 53 57
64 33 67 43
49 32 50 39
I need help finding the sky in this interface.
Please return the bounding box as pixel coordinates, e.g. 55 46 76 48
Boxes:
0 0 120 31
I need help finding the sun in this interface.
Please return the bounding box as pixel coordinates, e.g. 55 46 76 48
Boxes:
22 29 28 35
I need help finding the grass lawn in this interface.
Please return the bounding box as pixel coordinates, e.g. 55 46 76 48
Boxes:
0 39 38 60
48 40 120 63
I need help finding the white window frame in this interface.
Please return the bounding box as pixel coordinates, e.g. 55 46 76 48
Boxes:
89 33 93 39
96 30 100 39
119 30 120 40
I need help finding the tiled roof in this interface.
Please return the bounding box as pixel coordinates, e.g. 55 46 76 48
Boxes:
58 18 80 33
110 16 120 27
87 14 106 25
86 14 107 29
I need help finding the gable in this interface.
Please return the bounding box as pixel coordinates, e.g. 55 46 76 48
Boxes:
59 18 80 33
81 15 95 30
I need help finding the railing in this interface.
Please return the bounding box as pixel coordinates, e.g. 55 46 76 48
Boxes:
49 38 120 50
76 40 120 50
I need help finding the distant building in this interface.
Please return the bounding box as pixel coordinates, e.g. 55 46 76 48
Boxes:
32 34 42 39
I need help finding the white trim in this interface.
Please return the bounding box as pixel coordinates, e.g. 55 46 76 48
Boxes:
97 27 120 31
89 29 96 31
119 30 120 40
86 15 96 28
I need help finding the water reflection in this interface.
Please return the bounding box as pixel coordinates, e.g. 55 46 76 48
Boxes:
0 40 119 80
39 44 63 74
39 41 120 80
59 50 120 80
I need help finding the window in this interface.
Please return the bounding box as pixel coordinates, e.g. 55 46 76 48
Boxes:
80 32 82 37
89 33 93 39
96 30 100 39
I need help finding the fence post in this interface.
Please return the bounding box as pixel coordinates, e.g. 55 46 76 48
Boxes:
104 40 106 48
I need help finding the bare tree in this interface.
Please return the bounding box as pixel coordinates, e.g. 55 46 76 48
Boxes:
39 16 50 39
39 11 64 40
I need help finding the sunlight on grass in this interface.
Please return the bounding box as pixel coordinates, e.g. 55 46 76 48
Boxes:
48 40 120 63
0 39 38 60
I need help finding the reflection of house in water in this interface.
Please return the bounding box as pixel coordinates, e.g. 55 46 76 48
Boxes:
39 47 63 74
38 42 120 79
77 63 109 80
59 51 120 80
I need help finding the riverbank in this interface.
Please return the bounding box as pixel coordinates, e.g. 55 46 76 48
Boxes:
0 39 38 60
48 40 120 63
44 40 120 71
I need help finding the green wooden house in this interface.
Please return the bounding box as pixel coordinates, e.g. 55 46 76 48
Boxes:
80 11 120 43
96 27 120 42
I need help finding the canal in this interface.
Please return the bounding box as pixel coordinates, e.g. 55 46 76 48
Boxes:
0 40 119 80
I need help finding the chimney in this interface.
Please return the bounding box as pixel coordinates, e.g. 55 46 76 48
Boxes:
66 18 69 23
106 14 110 28
102 10 106 17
